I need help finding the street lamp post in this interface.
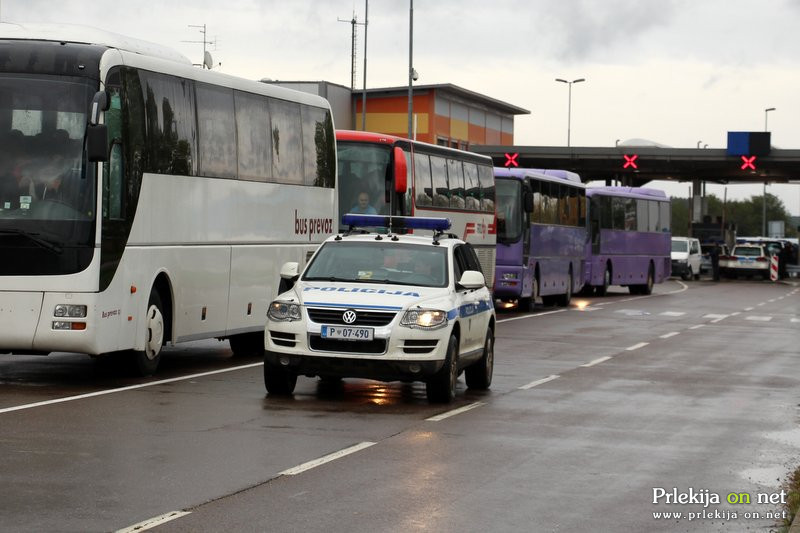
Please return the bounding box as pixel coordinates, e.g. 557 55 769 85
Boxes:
762 107 775 236
555 77 585 147
764 107 775 132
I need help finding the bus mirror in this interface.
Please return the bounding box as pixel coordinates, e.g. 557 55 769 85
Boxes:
393 146 408 194
90 90 109 125
87 124 109 162
523 191 534 213
280 262 299 280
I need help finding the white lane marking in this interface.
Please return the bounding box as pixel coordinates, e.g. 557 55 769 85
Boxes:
746 316 773 322
278 442 376 476
768 299 776 303
744 307 754 311
689 324 705 330
731 312 741 316
426 401 485 422
703 314 728 320
791 318 800 323
115 511 191 533
626 342 649 351
0 363 264 415
581 356 612 367
497 308 567 323
659 332 680 339
660 311 686 317
519 375 560 390
757 302 766 307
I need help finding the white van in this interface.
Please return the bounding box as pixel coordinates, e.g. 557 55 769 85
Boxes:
671 237 702 280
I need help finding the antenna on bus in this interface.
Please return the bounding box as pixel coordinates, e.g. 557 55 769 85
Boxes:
183 24 217 69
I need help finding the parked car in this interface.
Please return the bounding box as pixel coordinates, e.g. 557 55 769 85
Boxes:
263 214 496 403
722 244 771 279
671 237 702 280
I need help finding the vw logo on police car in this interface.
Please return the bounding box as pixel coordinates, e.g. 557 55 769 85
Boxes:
342 310 358 324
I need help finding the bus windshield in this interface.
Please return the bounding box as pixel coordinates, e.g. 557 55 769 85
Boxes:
0 74 96 275
496 178 523 243
337 141 390 218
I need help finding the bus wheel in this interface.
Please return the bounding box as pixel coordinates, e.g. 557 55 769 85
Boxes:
229 332 264 357
557 271 573 307
427 335 458 403
596 267 611 296
263 360 298 395
465 329 493 390
129 290 165 376
642 265 654 295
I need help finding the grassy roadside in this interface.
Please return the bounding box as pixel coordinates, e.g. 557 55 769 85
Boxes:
779 465 800 532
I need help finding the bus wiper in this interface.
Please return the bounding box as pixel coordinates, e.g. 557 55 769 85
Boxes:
0 229 63 254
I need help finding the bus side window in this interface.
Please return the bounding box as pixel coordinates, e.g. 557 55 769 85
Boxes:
413 153 432 207
104 143 124 220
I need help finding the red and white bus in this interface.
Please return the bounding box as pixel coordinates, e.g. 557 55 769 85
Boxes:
336 130 496 284
0 24 336 374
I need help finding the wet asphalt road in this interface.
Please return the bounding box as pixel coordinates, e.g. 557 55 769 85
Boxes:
0 278 798 532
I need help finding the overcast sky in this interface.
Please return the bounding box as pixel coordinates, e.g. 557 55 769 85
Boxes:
3 0 799 216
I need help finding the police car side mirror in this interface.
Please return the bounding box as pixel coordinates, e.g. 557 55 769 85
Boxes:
458 270 485 290
280 262 299 280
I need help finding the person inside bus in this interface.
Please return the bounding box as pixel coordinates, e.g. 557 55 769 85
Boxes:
350 191 377 214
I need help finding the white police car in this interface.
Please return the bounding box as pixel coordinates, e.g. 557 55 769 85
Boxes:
264 215 495 403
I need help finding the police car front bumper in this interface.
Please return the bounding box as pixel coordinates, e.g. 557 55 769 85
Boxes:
265 349 445 381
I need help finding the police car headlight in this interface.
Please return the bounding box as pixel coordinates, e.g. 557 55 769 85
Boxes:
268 301 301 322
401 309 447 330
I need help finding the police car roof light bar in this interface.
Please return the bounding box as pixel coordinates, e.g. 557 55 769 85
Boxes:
341 214 451 232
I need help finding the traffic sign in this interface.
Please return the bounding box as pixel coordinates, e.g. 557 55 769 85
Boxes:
623 154 638 169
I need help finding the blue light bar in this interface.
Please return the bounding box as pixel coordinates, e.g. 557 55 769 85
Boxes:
342 214 451 232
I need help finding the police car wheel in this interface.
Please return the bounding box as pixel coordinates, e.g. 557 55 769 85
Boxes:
263 360 297 395
465 329 493 390
426 335 458 403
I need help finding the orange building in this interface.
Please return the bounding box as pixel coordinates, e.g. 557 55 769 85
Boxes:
355 84 529 150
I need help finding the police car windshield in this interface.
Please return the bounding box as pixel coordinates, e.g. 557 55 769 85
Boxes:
303 241 448 288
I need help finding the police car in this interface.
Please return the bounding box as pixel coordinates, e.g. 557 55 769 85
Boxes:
264 215 495 403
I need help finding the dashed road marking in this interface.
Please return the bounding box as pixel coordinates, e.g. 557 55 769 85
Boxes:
115 511 191 533
519 375 560 390
581 356 613 368
659 332 680 339
426 402 485 422
660 311 686 317
278 442 376 475
746 316 773 322
626 342 649 351
703 314 728 320
689 324 705 330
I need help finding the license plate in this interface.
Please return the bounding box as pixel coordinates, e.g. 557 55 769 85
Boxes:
321 325 374 341
740 258 754 264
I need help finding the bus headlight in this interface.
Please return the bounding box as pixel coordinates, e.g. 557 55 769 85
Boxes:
268 301 301 322
54 304 87 318
401 309 447 330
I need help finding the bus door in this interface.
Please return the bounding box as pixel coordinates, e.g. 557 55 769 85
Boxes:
522 180 533 264
590 196 601 255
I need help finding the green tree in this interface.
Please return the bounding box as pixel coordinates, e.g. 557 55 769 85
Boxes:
670 193 796 238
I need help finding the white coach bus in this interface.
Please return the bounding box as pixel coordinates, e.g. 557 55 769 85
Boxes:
0 23 337 374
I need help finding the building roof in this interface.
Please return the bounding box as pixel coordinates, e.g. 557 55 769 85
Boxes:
363 83 530 116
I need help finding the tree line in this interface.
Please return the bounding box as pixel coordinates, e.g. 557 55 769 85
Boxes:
670 193 798 238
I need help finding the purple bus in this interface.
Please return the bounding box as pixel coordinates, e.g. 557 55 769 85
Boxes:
585 187 671 295
494 168 586 310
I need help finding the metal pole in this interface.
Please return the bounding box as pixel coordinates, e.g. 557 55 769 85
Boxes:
361 0 368 131
762 182 767 236
566 82 572 147
407 0 414 139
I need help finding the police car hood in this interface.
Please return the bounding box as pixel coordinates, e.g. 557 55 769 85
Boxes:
293 281 450 310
